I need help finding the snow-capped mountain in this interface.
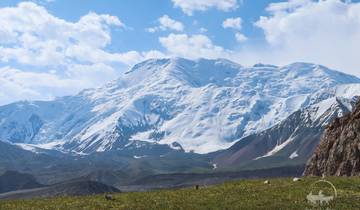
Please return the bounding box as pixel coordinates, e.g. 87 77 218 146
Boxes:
0 58 359 155
213 84 360 170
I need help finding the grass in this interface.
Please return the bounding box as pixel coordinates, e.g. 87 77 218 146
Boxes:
1 177 360 210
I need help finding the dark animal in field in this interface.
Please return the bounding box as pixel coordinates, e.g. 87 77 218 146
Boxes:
105 194 114 201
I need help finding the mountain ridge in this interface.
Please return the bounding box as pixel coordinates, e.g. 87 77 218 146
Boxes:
212 88 360 170
0 58 359 155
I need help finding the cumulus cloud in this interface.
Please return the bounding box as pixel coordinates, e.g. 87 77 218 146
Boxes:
222 17 242 30
0 79 43 105
159 33 231 59
266 0 312 12
234 0 360 77
222 17 247 43
172 0 238 15
0 2 164 105
0 2 130 66
235 33 248 42
0 66 94 104
147 15 184 33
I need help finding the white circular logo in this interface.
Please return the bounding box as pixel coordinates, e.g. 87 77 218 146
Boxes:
306 179 337 207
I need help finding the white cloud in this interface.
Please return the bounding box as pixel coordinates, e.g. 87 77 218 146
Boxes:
159 33 231 59
233 0 360 77
172 0 238 15
142 50 167 60
66 63 119 87
0 49 167 105
0 2 166 105
0 70 45 105
223 17 247 43
266 0 312 12
147 15 184 33
147 27 157 33
199 27 208 33
0 2 128 66
0 66 84 104
158 15 184 31
235 33 247 42
222 17 242 30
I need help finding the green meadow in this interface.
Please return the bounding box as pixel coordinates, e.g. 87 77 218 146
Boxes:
1 177 360 210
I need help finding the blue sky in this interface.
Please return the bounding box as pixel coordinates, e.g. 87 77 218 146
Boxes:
0 0 360 105
0 0 280 52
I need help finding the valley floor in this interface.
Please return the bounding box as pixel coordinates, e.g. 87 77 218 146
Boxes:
1 177 360 210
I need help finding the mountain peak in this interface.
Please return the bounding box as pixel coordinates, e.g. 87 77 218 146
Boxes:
126 57 241 74
126 58 172 74
283 62 359 80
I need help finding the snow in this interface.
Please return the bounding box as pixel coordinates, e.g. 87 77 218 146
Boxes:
0 58 360 154
14 141 65 154
212 164 217 170
15 143 39 153
335 83 360 98
130 130 157 143
255 136 295 160
309 98 337 122
133 155 147 159
289 151 299 159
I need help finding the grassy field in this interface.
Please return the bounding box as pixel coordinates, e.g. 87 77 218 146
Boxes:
1 177 360 210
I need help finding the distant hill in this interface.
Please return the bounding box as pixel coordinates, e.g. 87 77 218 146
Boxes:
0 171 43 193
0 180 120 200
0 140 58 173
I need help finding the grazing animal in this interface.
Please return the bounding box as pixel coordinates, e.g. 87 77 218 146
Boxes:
293 177 301 182
105 194 114 201
195 185 199 190
264 180 270 184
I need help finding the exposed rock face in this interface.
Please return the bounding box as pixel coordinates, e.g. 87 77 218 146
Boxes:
304 99 360 176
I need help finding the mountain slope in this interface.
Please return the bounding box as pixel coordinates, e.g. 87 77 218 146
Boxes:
0 180 120 200
0 58 360 155
304 98 360 176
0 140 58 173
0 171 43 193
213 85 360 170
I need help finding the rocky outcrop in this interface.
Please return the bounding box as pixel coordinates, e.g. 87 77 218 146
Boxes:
304 100 360 176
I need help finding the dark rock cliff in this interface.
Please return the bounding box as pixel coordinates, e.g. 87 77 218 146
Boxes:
304 100 360 176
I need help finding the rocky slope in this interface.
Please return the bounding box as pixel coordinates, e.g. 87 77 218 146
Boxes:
304 99 360 176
